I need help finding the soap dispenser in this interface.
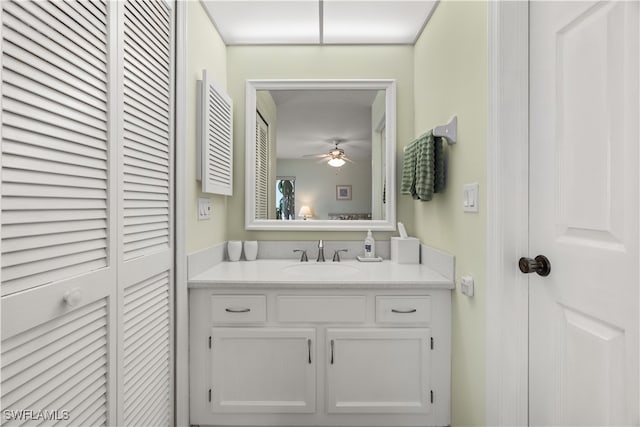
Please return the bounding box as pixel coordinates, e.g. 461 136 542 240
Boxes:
364 230 375 258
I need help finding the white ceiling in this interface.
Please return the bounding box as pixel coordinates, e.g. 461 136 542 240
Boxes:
201 1 438 45
265 90 380 160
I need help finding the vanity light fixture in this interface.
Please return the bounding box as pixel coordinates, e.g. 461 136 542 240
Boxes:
328 157 346 168
298 205 314 220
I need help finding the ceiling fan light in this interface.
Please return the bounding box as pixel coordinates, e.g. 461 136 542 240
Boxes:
328 157 346 167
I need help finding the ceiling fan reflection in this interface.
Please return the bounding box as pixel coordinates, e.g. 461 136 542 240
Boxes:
302 140 354 168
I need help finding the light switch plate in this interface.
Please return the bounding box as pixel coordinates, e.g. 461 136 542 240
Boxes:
463 183 479 213
198 197 212 220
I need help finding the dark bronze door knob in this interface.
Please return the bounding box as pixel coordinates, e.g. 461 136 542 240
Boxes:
519 255 551 277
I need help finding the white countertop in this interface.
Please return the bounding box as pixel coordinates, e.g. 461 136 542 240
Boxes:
188 259 454 289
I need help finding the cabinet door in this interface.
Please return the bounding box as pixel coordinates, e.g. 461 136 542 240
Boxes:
326 328 431 414
210 327 316 413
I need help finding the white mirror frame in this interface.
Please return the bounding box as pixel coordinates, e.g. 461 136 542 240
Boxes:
245 79 397 231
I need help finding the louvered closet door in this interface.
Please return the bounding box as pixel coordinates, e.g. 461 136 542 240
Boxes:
255 113 268 219
117 1 174 426
0 0 117 425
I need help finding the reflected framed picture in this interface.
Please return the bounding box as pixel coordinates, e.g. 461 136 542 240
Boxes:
336 185 352 201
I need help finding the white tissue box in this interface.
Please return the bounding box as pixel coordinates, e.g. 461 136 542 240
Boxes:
390 237 420 264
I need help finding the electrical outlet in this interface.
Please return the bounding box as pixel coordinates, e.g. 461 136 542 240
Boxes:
460 275 474 297
198 198 212 220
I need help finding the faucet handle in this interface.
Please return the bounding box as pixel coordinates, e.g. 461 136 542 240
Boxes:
332 249 348 262
293 249 308 262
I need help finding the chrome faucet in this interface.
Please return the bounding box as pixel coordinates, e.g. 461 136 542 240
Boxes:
332 249 348 262
293 249 308 262
316 240 325 262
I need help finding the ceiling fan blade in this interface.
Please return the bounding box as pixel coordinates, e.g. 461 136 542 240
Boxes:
343 156 355 163
302 153 329 158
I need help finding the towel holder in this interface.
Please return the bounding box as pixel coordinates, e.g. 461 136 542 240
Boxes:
433 116 457 145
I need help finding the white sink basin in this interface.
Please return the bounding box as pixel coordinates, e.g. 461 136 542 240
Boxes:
282 263 360 280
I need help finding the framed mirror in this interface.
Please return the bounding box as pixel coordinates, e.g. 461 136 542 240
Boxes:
245 79 396 231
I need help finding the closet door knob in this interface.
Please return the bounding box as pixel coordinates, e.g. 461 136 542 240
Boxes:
63 288 82 307
519 255 551 277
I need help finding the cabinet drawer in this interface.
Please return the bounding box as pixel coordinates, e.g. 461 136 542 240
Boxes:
211 295 266 323
277 296 366 323
376 296 431 324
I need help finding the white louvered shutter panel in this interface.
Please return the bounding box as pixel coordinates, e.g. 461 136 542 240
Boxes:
1 0 110 297
1 299 110 426
122 272 171 426
118 1 174 425
121 0 172 262
198 70 233 195
1 0 117 425
256 113 269 219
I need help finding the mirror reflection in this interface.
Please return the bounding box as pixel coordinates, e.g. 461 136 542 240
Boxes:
255 89 387 222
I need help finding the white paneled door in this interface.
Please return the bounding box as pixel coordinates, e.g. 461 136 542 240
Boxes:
0 1 174 426
529 1 639 425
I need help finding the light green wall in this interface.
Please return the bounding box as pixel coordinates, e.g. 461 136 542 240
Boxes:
413 2 487 426
186 1 228 253
186 7 489 424
226 45 415 241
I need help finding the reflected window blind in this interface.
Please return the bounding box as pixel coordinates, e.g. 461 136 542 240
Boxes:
1 0 109 296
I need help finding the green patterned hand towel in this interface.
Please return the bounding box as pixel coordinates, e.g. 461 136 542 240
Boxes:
400 138 418 196
401 131 446 202
434 135 445 194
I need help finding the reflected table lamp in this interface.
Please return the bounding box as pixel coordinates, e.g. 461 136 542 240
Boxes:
298 205 313 220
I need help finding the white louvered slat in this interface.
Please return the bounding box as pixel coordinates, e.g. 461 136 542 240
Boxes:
127 0 170 43
197 70 233 195
3 4 107 83
3 125 108 158
123 272 171 426
0 298 109 426
81 1 107 26
2 56 106 112
4 73 107 123
123 70 169 115
1 0 109 297
3 143 107 173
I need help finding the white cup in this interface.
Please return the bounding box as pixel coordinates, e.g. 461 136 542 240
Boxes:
227 240 242 261
244 241 258 261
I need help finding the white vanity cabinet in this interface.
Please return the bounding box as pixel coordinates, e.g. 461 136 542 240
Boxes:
326 328 431 414
189 287 451 427
209 327 316 413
